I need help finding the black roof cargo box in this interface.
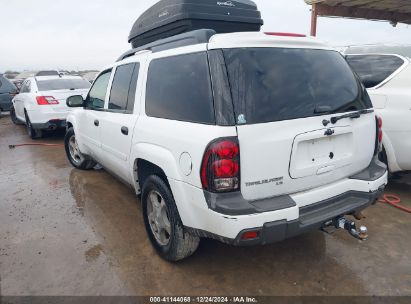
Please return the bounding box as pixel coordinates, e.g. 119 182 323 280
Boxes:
129 0 264 48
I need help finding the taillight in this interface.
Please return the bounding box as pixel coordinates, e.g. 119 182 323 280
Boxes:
241 231 260 240
36 96 59 105
201 138 240 193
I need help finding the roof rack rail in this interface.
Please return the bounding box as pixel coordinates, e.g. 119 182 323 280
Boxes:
117 29 216 62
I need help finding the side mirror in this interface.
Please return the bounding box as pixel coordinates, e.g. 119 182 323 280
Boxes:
67 95 84 108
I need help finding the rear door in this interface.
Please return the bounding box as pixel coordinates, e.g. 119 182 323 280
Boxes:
14 80 30 120
222 47 376 201
99 61 142 183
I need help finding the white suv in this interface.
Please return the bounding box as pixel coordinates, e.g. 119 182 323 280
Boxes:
65 31 387 261
345 51 411 173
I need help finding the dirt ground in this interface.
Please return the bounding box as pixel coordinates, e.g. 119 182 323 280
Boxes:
0 113 410 296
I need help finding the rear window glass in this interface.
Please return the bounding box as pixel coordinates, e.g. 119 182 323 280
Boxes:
145 52 215 124
346 55 404 88
37 79 91 91
223 48 368 125
36 71 59 76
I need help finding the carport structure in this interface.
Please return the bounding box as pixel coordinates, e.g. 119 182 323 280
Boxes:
305 0 411 36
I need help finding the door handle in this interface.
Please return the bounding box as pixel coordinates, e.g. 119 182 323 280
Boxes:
121 126 129 135
94 120 99 126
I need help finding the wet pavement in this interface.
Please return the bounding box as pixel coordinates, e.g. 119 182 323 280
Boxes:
0 113 410 296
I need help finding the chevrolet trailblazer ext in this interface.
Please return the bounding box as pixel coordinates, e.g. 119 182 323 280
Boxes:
63 1 387 261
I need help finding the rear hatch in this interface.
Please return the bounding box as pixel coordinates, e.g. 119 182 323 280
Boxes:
222 47 375 201
36 78 90 113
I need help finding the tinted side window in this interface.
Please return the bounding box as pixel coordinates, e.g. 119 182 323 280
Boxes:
146 52 215 124
19 81 27 93
109 63 139 113
20 80 31 93
86 70 112 109
346 55 404 88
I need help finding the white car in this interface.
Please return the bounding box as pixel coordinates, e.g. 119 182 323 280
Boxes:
64 31 387 262
10 75 91 139
345 52 411 173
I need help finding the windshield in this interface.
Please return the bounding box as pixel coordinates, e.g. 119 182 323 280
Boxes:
223 48 371 125
37 79 91 91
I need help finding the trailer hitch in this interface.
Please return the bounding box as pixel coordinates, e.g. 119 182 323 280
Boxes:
322 216 368 241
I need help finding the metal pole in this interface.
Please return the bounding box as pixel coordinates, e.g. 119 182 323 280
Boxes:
310 3 318 36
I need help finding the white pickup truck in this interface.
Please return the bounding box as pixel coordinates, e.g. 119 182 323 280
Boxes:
64 31 387 261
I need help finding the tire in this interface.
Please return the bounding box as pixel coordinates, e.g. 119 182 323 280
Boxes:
25 112 42 139
142 175 200 262
10 106 23 125
64 127 96 170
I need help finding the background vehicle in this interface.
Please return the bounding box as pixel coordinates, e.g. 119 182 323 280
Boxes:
11 75 91 139
64 29 387 262
35 70 60 77
0 74 18 116
11 79 24 90
345 46 411 173
81 71 99 83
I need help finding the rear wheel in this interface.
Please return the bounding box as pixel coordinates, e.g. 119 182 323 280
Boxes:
25 112 42 139
142 175 199 262
65 128 96 170
10 106 22 125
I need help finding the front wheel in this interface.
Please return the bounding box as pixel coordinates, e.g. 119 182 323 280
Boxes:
142 175 200 262
64 128 96 170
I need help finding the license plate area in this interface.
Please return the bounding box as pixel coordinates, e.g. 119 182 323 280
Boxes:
290 127 354 179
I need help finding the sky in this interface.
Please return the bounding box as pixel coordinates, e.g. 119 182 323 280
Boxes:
1 0 410 72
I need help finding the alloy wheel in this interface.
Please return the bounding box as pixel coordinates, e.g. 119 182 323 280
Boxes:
68 135 84 164
147 190 171 246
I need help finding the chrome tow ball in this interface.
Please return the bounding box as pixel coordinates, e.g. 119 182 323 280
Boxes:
335 217 368 241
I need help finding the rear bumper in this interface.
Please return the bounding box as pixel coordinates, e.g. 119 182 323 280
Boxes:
180 157 387 244
203 157 387 216
31 119 66 130
26 109 69 127
232 188 383 246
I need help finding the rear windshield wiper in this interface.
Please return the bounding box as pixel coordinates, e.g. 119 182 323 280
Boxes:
330 109 374 124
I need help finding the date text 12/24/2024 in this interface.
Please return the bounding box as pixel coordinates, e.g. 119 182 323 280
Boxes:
150 297 258 303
